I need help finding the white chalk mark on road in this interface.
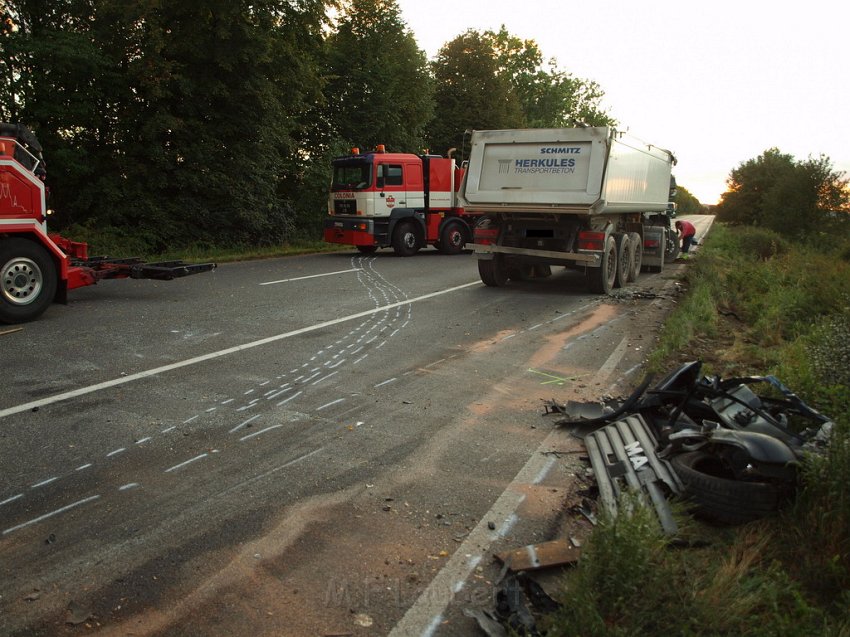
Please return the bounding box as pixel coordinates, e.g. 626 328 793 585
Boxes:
164 454 208 473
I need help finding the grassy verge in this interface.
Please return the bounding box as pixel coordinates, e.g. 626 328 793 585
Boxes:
548 224 850 636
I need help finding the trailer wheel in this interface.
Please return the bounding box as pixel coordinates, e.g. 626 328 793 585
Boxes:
439 223 466 255
0 238 58 324
356 245 378 254
585 235 617 294
613 233 631 289
665 227 680 262
478 255 508 287
671 451 783 525
392 222 421 257
627 232 642 282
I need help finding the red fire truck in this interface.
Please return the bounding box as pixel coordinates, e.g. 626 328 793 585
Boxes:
0 123 214 324
323 145 481 256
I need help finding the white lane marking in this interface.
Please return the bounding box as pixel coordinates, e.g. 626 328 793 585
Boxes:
205 407 217 413
229 414 261 434
118 483 140 491
31 477 58 489
183 415 199 424
239 424 283 442
265 387 292 401
374 378 397 388
218 448 324 497
316 398 345 411
164 453 208 473
388 428 566 637
161 426 177 433
221 398 234 405
136 437 152 445
0 494 23 507
76 464 92 471
592 336 631 387
2 495 101 536
312 371 338 386
259 268 359 286
0 282 480 422
106 448 126 458
277 391 302 406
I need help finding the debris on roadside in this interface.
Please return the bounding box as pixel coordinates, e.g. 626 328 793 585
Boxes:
495 538 581 572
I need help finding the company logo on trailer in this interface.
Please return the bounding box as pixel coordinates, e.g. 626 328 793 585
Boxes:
540 147 582 155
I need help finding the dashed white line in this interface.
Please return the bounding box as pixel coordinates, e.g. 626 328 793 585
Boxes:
277 391 303 406
183 415 199 424
106 448 126 458
161 426 177 434
76 464 92 471
265 387 292 401
164 454 208 473
316 398 345 411
31 477 58 489
136 437 152 445
3 495 101 536
119 483 140 491
312 371 338 385
239 424 283 441
374 378 397 388
0 494 23 507
229 414 261 434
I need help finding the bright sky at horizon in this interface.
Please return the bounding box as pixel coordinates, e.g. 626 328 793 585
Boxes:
395 0 850 205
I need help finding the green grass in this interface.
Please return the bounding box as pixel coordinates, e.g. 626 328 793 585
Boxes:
550 224 850 636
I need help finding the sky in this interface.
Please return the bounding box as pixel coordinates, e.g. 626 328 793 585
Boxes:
394 0 850 205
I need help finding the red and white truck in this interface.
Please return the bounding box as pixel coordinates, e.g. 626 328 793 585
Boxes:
462 127 677 293
323 145 482 256
0 123 214 324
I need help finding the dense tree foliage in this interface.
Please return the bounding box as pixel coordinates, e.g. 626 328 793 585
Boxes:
717 149 849 239
2 4 623 250
675 186 704 214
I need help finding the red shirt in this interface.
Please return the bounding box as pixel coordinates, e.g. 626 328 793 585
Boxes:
677 220 696 238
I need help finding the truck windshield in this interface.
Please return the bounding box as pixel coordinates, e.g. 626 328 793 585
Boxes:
332 161 372 190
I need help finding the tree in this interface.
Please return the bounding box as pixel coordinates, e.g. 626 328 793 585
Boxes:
485 26 615 129
427 29 524 157
675 186 704 214
717 149 849 239
324 0 433 153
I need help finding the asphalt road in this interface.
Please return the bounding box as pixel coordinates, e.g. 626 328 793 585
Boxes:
0 216 712 636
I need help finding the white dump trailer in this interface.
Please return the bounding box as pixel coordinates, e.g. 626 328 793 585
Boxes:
463 127 677 293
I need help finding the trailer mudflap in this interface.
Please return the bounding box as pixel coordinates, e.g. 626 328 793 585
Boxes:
584 414 683 534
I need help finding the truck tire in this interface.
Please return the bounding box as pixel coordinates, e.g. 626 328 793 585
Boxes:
478 255 508 287
627 232 642 282
0 238 58 324
439 223 465 255
670 451 783 525
665 228 680 262
585 235 617 294
391 222 421 257
613 233 630 289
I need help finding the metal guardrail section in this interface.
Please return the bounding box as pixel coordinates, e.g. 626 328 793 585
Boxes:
584 414 684 534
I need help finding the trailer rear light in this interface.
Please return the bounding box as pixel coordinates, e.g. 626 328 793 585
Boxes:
474 227 499 245
644 238 660 248
578 231 605 251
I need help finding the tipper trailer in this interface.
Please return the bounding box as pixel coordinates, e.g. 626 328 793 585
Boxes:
0 123 215 324
323 145 482 256
462 127 677 293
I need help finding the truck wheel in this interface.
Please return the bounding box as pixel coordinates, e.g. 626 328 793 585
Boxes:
533 264 552 278
507 263 534 281
613 233 630 289
439 223 466 255
671 451 783 525
478 255 508 287
391 222 421 257
0 238 58 324
627 232 642 282
356 245 378 254
665 228 680 262
585 235 617 294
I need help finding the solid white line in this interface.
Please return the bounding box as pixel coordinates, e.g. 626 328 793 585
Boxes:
164 453 208 473
2 495 101 536
239 424 283 441
0 281 481 422
259 268 358 286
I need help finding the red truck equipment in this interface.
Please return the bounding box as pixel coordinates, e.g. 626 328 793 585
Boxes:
323 145 482 256
0 123 215 324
